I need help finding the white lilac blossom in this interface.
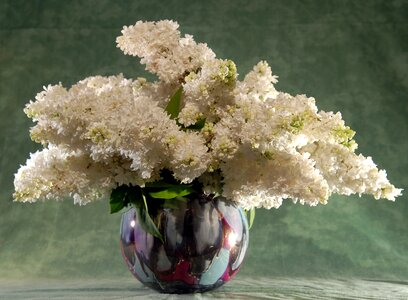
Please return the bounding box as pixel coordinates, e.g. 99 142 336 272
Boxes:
14 20 402 208
13 145 115 205
116 20 215 83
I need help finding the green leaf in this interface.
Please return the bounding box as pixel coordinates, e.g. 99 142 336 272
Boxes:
185 118 206 131
126 185 143 208
110 201 125 214
165 87 182 119
148 185 194 199
213 192 222 198
109 185 129 214
247 208 256 229
135 194 163 242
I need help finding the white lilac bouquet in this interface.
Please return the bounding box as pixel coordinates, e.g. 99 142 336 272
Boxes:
14 20 402 230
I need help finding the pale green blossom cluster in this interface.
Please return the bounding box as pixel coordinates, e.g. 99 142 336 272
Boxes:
14 20 402 208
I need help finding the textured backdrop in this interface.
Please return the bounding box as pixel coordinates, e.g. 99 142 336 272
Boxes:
0 0 407 282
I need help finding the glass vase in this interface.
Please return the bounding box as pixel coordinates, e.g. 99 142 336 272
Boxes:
120 193 249 294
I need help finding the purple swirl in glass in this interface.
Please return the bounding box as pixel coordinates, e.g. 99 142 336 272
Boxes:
120 194 249 294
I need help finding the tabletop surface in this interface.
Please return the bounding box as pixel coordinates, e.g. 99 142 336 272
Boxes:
1 277 408 299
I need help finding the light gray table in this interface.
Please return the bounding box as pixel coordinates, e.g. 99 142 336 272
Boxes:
1 277 408 299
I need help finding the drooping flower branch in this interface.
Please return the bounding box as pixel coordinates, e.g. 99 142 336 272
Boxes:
14 20 402 210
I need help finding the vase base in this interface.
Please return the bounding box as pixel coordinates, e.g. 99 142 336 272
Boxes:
144 280 225 294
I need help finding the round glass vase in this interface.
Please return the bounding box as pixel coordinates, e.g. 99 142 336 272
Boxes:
120 193 249 294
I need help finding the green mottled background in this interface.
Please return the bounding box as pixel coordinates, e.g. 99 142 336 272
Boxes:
0 0 407 282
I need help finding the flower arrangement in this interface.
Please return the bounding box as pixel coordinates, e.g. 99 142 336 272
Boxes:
14 20 402 235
